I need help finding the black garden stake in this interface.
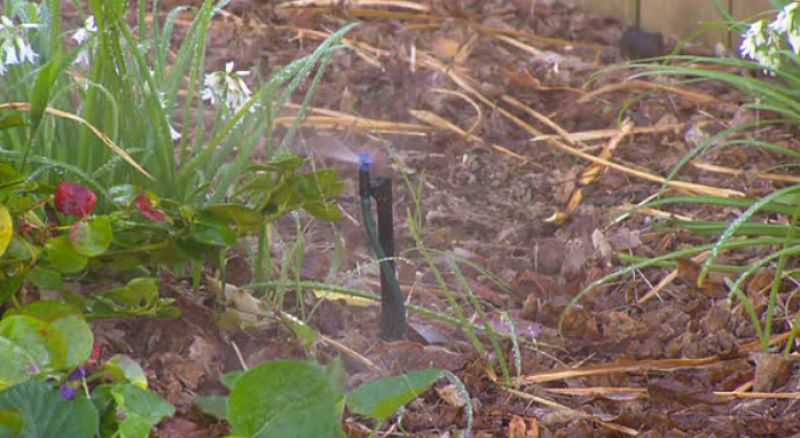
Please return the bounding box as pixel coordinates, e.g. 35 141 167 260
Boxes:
358 153 407 340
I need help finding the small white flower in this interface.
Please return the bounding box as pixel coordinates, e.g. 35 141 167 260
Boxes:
771 2 800 53
0 15 13 30
15 38 37 64
202 61 253 113
169 124 181 141
3 42 18 64
0 14 39 75
740 19 781 73
72 16 96 44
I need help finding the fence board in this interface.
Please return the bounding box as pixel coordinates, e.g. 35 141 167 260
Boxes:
640 2 726 44
563 0 777 47
565 0 633 25
732 0 776 22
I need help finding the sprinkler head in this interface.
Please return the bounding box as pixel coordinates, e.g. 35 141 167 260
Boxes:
358 153 372 172
359 153 372 198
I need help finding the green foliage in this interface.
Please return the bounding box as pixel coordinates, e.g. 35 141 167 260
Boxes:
0 301 93 382
0 302 173 438
0 381 99 438
196 359 446 437
0 0 358 434
347 368 444 425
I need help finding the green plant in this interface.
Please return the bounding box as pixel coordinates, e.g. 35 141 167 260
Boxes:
195 358 452 438
568 1 800 353
0 0 352 285
0 300 173 437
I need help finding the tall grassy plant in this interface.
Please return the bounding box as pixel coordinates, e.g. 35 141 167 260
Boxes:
0 0 355 208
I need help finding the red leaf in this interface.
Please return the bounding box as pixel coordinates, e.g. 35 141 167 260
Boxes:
54 182 97 217
135 193 168 222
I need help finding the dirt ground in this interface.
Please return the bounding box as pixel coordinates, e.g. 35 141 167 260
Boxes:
81 1 800 436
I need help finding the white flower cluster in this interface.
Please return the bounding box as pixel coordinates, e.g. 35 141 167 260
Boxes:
740 2 800 73
0 15 38 76
202 61 253 114
72 16 97 66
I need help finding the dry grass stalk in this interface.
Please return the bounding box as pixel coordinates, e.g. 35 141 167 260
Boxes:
505 389 640 436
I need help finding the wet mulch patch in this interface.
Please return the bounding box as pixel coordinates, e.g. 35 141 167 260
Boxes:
74 0 800 436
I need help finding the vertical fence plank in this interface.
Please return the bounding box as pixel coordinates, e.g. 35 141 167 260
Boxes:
563 0 634 25
562 1 777 46
732 0 776 22
640 1 727 45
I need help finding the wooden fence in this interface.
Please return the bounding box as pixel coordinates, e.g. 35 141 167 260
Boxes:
566 0 775 45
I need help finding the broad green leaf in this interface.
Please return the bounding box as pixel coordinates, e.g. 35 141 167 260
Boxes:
189 212 236 246
70 216 113 257
304 201 342 222
347 368 444 424
5 301 92 369
110 383 175 438
228 360 340 438
0 315 67 371
47 236 89 273
50 316 93 369
0 337 36 390
102 277 159 309
7 300 82 322
27 266 64 289
201 204 263 234
0 381 98 438
0 204 11 257
193 395 227 420
104 355 148 389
